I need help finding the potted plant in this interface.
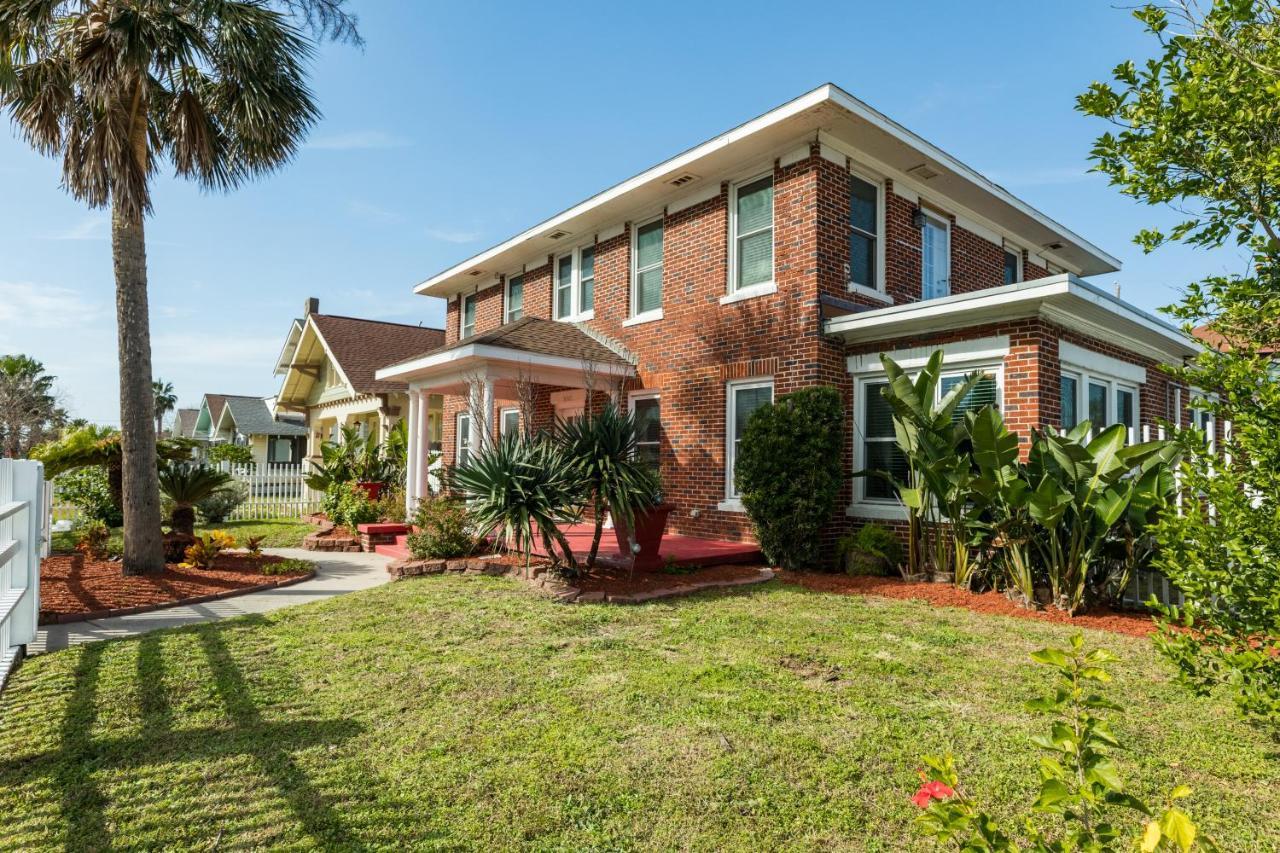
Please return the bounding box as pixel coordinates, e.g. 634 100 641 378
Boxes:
612 497 674 571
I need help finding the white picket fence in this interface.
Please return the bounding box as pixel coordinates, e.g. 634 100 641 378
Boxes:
0 460 45 690
218 462 321 520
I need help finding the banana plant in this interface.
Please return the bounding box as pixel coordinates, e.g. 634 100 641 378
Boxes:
1025 423 1181 614
877 351 985 584
966 406 1037 603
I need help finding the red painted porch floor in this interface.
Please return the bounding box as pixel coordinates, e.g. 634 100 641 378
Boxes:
375 524 762 568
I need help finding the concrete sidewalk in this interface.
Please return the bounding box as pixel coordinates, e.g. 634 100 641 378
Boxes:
30 548 389 654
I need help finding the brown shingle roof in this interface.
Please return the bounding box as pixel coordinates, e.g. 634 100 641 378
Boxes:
1192 324 1277 355
389 317 633 369
311 315 446 394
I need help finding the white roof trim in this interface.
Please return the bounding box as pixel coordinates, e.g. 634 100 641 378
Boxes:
375 342 635 383
847 335 1011 374
824 274 1198 367
415 84 1119 297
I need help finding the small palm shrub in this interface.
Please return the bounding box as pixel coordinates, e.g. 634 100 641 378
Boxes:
196 480 249 524
159 464 233 535
736 386 845 570
406 495 475 559
451 433 585 573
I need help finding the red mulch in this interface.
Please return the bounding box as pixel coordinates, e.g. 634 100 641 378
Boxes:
773 570 1156 637
574 563 766 596
39 553 311 622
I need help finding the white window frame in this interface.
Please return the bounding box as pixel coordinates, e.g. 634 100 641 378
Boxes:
629 215 664 323
1190 389 1217 454
920 210 952 300
504 274 524 324
460 293 477 339
628 390 661 468
1002 243 1024 285
578 243 596 316
456 411 472 467
551 244 596 323
1061 370 1139 443
720 377 774 510
847 167 887 300
499 407 520 438
726 173 776 300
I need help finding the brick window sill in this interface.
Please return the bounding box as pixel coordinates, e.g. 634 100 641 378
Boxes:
719 282 777 306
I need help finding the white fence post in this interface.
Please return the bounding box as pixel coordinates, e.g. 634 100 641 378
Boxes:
224 461 319 521
1 459 45 689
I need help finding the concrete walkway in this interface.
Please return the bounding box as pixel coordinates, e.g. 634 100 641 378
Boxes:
30 548 389 654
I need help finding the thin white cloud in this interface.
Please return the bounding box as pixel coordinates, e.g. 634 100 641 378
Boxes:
151 332 281 369
425 226 482 244
348 200 402 223
45 215 109 241
0 281 101 328
306 130 410 151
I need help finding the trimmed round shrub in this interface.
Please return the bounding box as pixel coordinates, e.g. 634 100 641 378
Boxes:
735 385 845 570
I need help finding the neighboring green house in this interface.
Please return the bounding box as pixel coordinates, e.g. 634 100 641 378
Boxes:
190 393 308 464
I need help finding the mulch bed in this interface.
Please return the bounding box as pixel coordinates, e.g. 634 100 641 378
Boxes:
39 553 313 624
574 563 770 597
773 571 1156 637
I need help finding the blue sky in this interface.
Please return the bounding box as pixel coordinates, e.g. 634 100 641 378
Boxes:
0 1 1246 426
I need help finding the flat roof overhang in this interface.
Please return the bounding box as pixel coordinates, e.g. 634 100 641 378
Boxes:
823 274 1200 368
415 84 1121 300
375 342 635 397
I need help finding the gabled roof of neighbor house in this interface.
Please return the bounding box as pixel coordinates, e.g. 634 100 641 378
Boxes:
218 396 308 438
1192 324 1277 355
276 313 446 406
377 317 633 382
172 408 199 438
415 82 1121 299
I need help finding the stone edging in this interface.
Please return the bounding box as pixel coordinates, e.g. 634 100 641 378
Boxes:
387 556 775 604
38 570 316 626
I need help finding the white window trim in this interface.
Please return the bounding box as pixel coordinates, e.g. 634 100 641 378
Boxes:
719 281 777 305
847 167 886 296
456 411 472 466
920 209 952 300
578 243 596 317
1062 369 1139 443
499 407 520 438
460 293 477 339
628 390 661 466
630 215 664 320
727 173 775 295
848 360 1004 518
553 250 595 323
721 377 774 510
1190 389 1217 454
503 274 524 325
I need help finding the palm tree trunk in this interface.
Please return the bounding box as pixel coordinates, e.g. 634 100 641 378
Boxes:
112 199 165 576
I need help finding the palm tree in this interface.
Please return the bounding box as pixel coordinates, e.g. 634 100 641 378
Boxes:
152 379 177 437
158 464 232 536
0 1 358 575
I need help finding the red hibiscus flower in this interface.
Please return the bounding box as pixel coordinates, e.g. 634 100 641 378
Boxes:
912 780 956 808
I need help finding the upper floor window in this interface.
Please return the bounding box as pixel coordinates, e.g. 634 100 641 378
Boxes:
921 212 950 300
505 275 524 324
849 174 880 292
731 175 774 293
1003 247 1022 285
461 293 477 339
554 246 595 321
632 218 664 318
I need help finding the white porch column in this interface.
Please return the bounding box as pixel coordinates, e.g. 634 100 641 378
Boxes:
405 388 421 514
414 389 431 499
481 379 495 449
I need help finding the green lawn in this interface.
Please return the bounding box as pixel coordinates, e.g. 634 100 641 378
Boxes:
2 577 1275 851
50 518 313 555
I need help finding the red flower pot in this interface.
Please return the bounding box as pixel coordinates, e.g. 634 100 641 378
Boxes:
612 502 674 571
355 481 384 501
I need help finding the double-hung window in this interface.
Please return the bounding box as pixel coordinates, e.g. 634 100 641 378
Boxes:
725 379 773 501
456 412 472 467
921 212 951 300
505 275 524 324
632 218 664 318
553 245 596 321
1003 247 1022 285
1060 367 1138 443
940 371 999 423
630 394 661 471
849 174 880 291
731 175 774 293
461 293 477 339
499 408 520 438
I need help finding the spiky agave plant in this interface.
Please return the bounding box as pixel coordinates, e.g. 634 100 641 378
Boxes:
450 433 586 575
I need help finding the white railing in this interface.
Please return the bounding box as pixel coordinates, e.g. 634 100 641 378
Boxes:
1 460 45 690
219 462 321 520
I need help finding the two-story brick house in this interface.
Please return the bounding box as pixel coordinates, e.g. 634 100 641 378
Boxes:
377 84 1199 545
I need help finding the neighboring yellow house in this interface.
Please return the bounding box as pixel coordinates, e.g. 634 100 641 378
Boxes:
273 299 446 459
188 393 307 464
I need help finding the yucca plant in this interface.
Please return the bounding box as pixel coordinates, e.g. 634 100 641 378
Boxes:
555 403 660 571
450 433 586 575
158 464 233 536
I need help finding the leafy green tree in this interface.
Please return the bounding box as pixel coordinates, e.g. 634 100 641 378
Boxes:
0 0 358 574
736 386 845 571
206 443 255 467
0 354 66 458
1078 1 1280 731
